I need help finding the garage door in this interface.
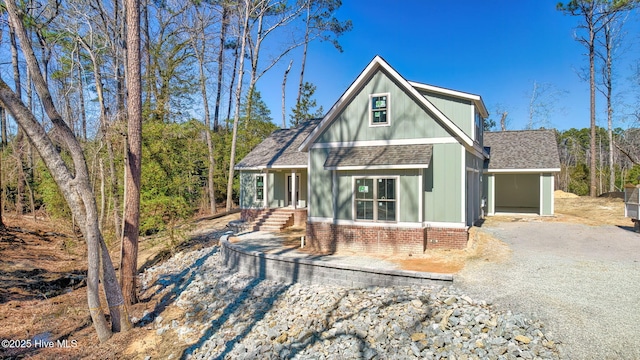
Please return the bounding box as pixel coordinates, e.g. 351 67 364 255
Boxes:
495 173 539 214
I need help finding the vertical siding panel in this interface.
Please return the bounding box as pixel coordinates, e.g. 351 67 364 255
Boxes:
310 148 333 218
423 92 473 137
317 71 453 143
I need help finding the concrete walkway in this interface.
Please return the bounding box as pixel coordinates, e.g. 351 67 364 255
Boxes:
220 230 453 287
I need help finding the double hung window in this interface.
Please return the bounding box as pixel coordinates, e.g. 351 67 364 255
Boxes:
370 93 389 126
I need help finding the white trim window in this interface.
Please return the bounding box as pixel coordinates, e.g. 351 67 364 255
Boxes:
256 175 264 201
354 177 397 222
369 93 390 126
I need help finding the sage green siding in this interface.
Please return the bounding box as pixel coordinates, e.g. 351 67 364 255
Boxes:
334 169 420 222
541 173 554 215
240 171 264 208
465 152 483 225
316 71 453 143
298 172 308 208
484 174 495 215
241 170 307 209
309 148 333 218
423 143 464 223
422 91 474 138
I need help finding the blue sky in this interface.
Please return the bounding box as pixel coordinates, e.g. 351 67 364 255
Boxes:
258 1 640 131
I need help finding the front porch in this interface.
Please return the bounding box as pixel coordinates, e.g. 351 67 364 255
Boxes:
240 168 308 231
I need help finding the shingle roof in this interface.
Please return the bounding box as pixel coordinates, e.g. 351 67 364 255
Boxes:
324 145 433 169
235 119 321 169
484 130 561 171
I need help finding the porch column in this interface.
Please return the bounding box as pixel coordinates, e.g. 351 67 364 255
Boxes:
264 170 268 209
291 170 297 209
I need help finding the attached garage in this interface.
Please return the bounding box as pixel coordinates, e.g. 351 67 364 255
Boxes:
483 130 561 216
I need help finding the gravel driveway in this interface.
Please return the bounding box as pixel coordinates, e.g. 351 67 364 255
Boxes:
457 221 640 360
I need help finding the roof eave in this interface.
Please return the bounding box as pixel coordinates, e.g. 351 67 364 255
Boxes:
484 168 561 173
409 81 489 118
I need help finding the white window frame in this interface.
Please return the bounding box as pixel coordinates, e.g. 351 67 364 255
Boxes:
256 175 264 201
352 176 399 223
369 93 391 127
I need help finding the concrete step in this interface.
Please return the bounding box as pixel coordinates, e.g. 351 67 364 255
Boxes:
253 225 285 231
251 209 295 231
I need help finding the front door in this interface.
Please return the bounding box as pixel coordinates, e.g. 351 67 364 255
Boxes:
287 175 300 206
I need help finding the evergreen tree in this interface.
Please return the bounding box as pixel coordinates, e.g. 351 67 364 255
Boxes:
290 82 324 127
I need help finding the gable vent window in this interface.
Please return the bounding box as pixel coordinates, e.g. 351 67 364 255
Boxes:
370 93 390 126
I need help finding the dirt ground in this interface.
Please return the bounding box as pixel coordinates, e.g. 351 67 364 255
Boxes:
0 192 629 359
0 212 239 360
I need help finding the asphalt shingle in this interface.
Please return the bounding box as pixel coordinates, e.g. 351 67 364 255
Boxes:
323 144 433 169
235 119 321 169
484 130 561 170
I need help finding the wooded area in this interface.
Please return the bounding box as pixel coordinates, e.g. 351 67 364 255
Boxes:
0 0 350 341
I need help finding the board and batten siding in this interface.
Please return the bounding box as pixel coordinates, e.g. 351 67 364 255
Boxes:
332 169 420 223
421 91 474 139
309 148 333 218
316 71 453 144
541 173 554 216
240 171 265 208
310 144 466 225
483 174 495 215
423 143 464 224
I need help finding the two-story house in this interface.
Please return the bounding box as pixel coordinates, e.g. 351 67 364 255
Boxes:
236 56 560 254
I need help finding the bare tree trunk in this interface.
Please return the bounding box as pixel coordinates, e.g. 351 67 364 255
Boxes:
25 67 36 219
142 0 151 107
0 104 7 146
78 36 122 239
282 59 293 128
226 0 251 212
213 4 229 132
0 106 4 229
589 24 597 197
296 1 311 107
77 54 88 141
121 0 143 306
2 0 129 341
9 20 25 215
190 7 217 215
225 38 239 127
100 159 105 230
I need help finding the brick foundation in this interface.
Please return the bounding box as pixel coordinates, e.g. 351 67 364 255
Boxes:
293 209 307 227
306 222 468 254
241 208 265 222
424 226 469 250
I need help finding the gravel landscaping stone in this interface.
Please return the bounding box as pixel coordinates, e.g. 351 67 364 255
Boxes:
140 244 560 359
457 221 640 360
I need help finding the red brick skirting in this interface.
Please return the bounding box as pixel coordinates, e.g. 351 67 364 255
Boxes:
241 208 264 222
306 222 468 254
424 226 469 250
293 209 307 227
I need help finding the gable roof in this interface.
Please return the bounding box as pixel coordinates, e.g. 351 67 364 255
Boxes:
484 130 561 172
299 55 484 152
409 81 489 119
235 118 321 170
